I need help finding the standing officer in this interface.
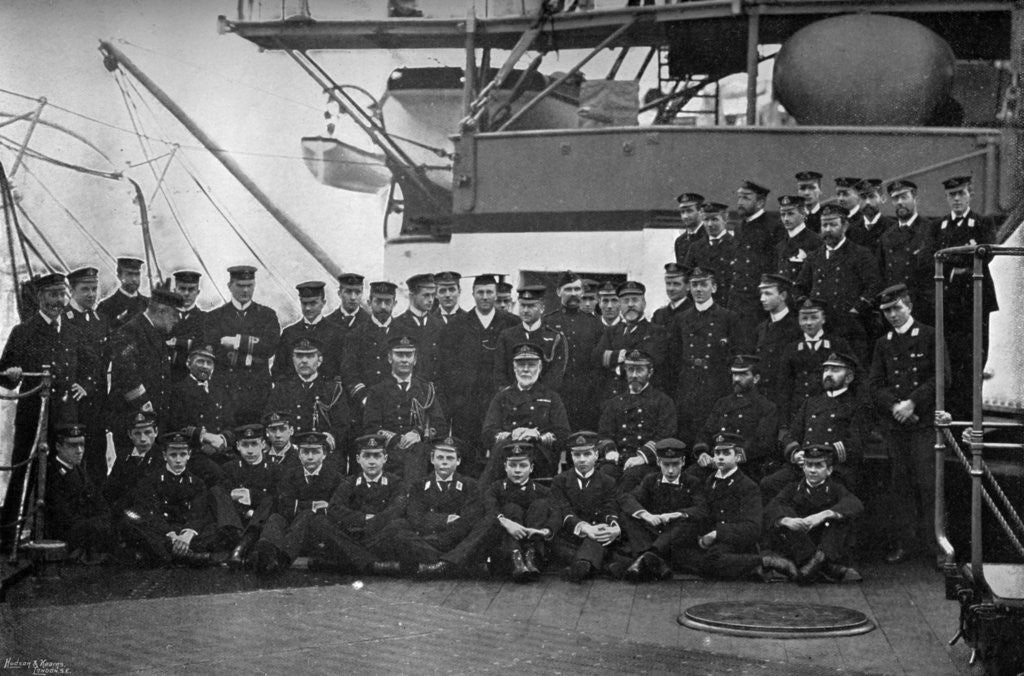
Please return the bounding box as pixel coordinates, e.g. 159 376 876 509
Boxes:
673 192 707 264
433 271 466 325
729 180 785 330
168 270 207 383
834 177 864 231
64 266 111 486
597 282 622 327
671 266 745 445
869 284 942 566
597 349 677 490
683 201 735 306
493 285 567 391
546 272 604 430
325 273 370 332
934 175 999 420
754 273 801 404
342 280 398 407
204 265 281 422
439 274 518 460
847 179 893 259
273 281 345 382
580 279 600 317
495 279 515 314
97 256 148 330
795 171 824 233
775 195 822 283
107 287 184 457
879 179 936 322
651 263 691 335
593 281 669 402
391 273 443 383
796 203 882 365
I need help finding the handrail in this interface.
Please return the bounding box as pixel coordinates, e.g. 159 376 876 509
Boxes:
2 365 51 562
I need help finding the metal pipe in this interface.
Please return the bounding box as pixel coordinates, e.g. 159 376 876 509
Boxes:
934 254 955 565
883 147 992 185
607 47 630 80
98 40 342 278
983 136 998 214
463 9 477 119
10 98 46 178
745 8 759 126
634 47 657 81
969 248 986 580
498 18 638 132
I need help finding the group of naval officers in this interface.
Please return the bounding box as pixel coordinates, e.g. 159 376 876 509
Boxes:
0 171 996 585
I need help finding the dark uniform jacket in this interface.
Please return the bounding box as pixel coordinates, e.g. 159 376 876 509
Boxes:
265 374 350 438
783 388 866 466
728 211 787 321
551 469 620 533
341 318 394 403
598 384 677 464
45 458 111 540
0 313 85 404
702 469 762 549
406 473 482 538
204 300 280 416
868 320 939 431
805 205 822 234
620 472 707 520
362 376 445 439
104 451 161 512
433 306 468 326
484 479 558 532
796 239 882 344
934 209 998 315
651 299 691 333
754 311 802 404
672 303 745 411
694 390 778 465
390 310 444 383
273 316 346 382
674 225 709 265
545 306 605 428
108 314 174 424
774 226 822 282
219 456 278 510
325 307 371 333
166 375 237 441
847 214 893 260
683 234 736 304
63 305 109 389
593 319 670 398
777 334 852 428
168 306 207 381
481 383 571 451
493 322 568 391
765 477 864 525
878 215 936 316
439 309 519 437
97 289 148 331
327 472 406 535
131 467 209 532
274 465 344 517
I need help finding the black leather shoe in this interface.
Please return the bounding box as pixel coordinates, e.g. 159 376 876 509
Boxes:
822 562 863 583
603 560 628 580
644 552 673 581
762 554 799 580
796 550 827 584
564 560 593 584
522 547 542 580
228 532 258 569
249 540 280 574
175 550 212 567
417 560 456 579
370 560 403 577
624 555 648 584
885 546 908 564
510 550 531 583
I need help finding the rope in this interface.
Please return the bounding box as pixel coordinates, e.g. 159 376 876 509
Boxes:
941 426 1024 557
0 381 46 401
0 134 122 180
14 203 69 270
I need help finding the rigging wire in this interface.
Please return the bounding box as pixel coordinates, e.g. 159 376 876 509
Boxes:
14 202 68 270
0 134 122 180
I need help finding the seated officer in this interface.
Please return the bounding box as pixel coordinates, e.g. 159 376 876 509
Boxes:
310 434 407 576
362 334 445 485
549 431 631 583
688 355 778 482
764 443 864 584
205 424 279 567
45 423 116 563
597 349 677 492
620 438 707 583
682 433 764 580
434 440 558 583
249 431 344 574
480 342 570 486
121 430 216 566
104 411 162 514
375 437 483 577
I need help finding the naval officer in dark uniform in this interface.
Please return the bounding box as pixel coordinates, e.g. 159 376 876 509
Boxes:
683 202 735 306
391 273 443 383
204 265 280 422
433 270 467 325
592 281 670 402
273 281 345 382
97 256 149 331
728 180 786 333
879 179 936 322
774 195 822 283
673 191 707 264
168 270 208 383
493 285 567 391
325 273 370 332
753 273 801 405
795 170 824 233
545 271 604 430
265 337 349 451
342 281 398 406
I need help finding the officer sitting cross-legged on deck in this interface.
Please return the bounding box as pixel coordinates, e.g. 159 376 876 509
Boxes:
763 443 865 584
620 438 707 583
549 431 631 583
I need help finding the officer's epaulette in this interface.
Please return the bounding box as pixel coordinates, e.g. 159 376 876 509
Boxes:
455 481 463 491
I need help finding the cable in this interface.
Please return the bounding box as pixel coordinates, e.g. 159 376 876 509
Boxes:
13 203 68 270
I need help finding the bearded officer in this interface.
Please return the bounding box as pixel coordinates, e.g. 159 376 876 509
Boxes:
545 271 604 430
205 265 281 422
729 180 786 331
265 337 349 451
592 281 669 404
879 179 936 322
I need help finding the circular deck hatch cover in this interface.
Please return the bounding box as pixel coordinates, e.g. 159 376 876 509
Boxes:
679 602 875 638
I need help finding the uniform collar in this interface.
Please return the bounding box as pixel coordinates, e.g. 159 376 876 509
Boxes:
847 204 861 218
38 310 60 328
745 208 765 222
898 212 919 229
522 319 542 332
770 306 790 322
69 298 91 314
694 298 714 312
669 297 687 310
708 231 728 242
660 476 681 485
803 330 824 342
863 212 881 227
231 299 252 311
714 467 738 480
56 457 77 471
575 468 595 480
951 208 972 220
826 386 849 398
118 287 138 299
601 316 621 327
371 315 392 328
786 223 807 239
826 237 847 253
304 315 323 327
894 317 915 335
304 466 323 478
